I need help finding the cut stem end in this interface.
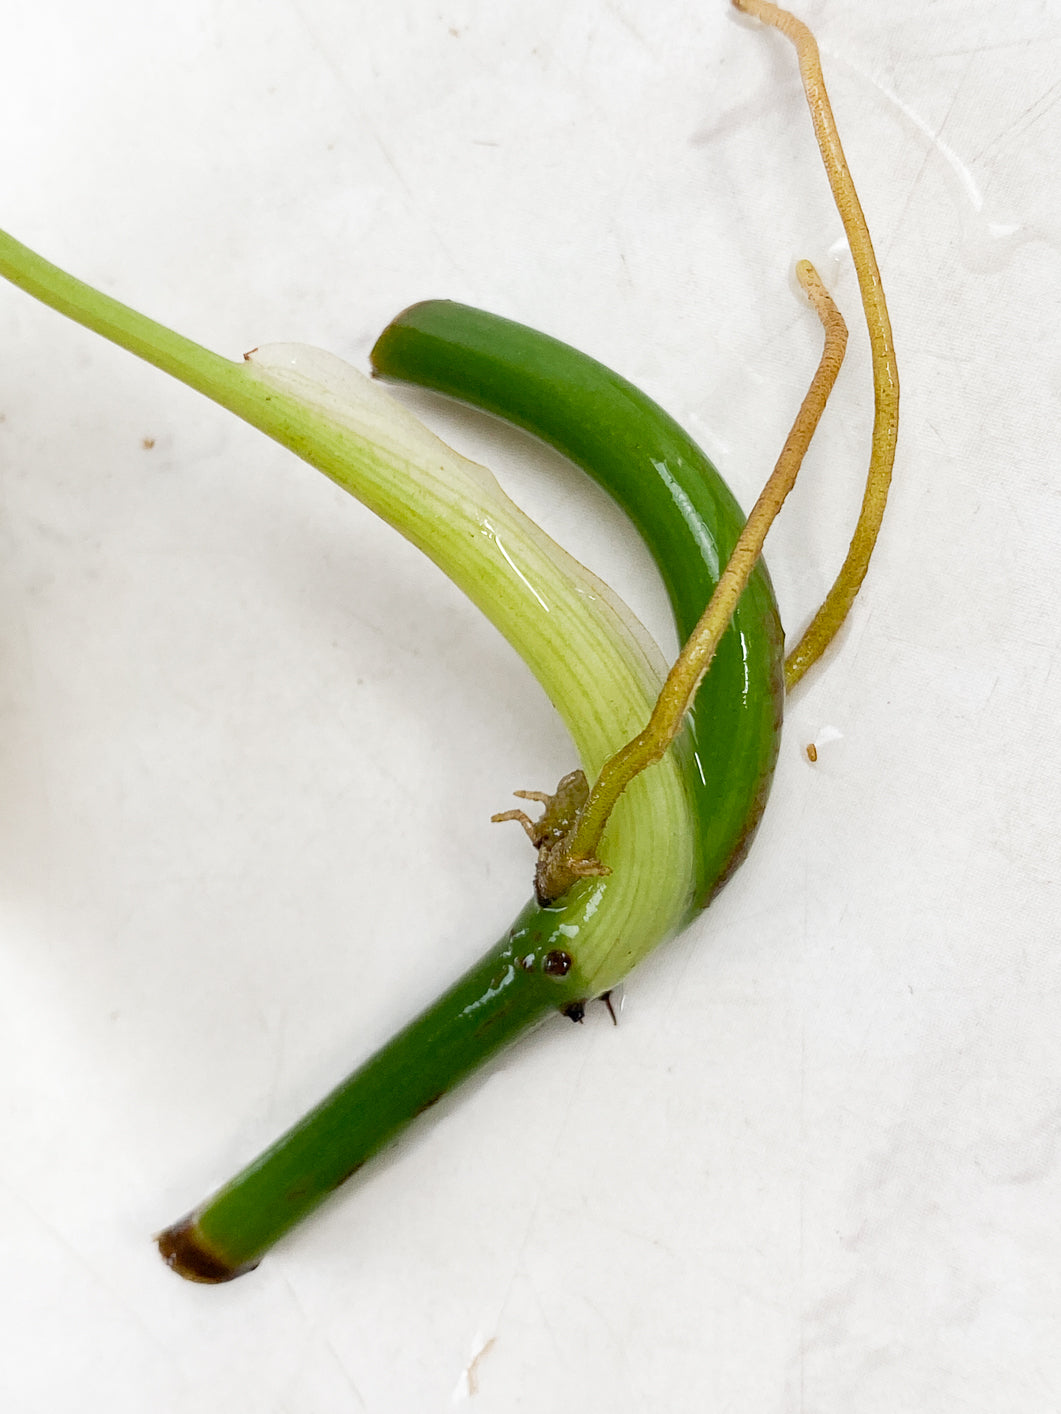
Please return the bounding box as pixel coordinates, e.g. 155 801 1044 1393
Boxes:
157 1217 258 1285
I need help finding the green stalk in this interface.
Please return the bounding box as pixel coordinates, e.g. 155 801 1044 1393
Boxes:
159 900 581 1280
0 228 697 1278
0 229 255 412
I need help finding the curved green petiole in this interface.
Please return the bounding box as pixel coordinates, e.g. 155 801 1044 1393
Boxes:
372 262 846 906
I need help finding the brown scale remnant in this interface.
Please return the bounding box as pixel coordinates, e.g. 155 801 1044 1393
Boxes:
542 949 573 977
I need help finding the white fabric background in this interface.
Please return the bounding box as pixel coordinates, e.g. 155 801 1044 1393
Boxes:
0 1 1058 1410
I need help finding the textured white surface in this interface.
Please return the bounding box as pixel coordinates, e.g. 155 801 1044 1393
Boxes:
1 1 1059 1410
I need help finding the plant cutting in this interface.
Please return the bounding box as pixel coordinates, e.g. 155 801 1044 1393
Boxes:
0 0 896 1281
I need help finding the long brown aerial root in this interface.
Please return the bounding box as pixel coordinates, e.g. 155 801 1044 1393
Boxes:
733 0 900 690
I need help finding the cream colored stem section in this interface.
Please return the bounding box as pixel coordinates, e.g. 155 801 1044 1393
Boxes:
541 261 847 899
0 224 699 993
733 0 900 691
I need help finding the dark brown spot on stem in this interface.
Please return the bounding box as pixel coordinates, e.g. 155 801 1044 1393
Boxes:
329 1158 366 1192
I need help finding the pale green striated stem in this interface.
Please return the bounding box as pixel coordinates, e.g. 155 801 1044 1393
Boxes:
0 226 696 994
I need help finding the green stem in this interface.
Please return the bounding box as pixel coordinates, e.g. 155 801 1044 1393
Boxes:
0 229 251 411
0 225 700 1276
158 900 580 1281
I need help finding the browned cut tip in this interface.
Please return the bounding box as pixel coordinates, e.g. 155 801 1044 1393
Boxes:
156 1216 259 1284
